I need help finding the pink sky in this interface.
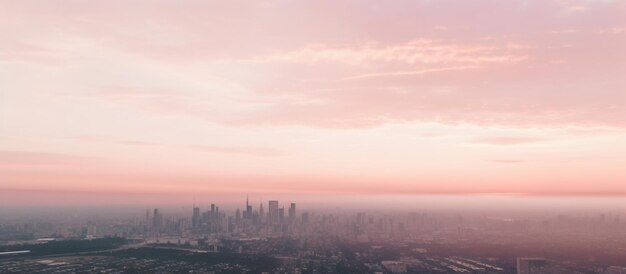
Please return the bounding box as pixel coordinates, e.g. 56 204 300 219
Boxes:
1 0 626 204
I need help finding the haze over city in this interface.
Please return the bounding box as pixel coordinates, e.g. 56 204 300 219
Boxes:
2 1 626 273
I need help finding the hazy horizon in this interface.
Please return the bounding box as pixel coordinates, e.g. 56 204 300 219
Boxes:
3 2 626 273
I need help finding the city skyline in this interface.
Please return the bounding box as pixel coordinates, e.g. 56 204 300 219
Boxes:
3 195 626 273
3 1 626 273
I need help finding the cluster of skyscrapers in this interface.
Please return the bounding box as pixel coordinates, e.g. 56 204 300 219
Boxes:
148 197 299 236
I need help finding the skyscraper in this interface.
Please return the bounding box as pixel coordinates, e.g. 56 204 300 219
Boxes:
288 203 296 222
278 207 285 224
245 195 252 219
192 205 200 228
259 201 265 221
153 208 162 228
268 200 279 224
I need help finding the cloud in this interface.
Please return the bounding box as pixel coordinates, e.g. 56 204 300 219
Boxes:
597 27 626 34
102 138 286 157
118 141 160 146
5 0 625 130
0 151 95 167
187 145 287 157
61 135 285 157
3 0 626 132
64 135 107 142
489 159 526 164
251 39 528 66
470 136 548 146
0 42 70 67
119 141 286 157
343 65 483 80
550 27 626 35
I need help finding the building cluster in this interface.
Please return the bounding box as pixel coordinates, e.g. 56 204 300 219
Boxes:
146 197 301 239
3 200 626 273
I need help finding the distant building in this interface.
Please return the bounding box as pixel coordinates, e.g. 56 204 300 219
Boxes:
192 206 200 228
607 266 626 274
153 208 163 228
86 225 97 238
288 203 296 222
517 257 548 274
302 212 309 224
259 201 265 221
278 207 285 224
381 261 407 273
245 195 252 219
268 200 279 224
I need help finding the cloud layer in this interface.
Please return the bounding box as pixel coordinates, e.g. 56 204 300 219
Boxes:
1 0 626 203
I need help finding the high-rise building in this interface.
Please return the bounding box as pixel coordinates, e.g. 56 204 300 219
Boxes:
245 195 252 219
268 200 279 224
288 203 296 222
259 201 265 221
356 212 366 226
153 208 162 228
192 205 200 228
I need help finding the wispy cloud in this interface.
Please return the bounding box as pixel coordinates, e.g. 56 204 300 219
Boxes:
0 151 96 167
344 66 483 80
470 136 548 146
187 145 287 157
489 159 526 164
118 140 287 157
65 136 286 158
118 141 160 146
252 39 528 66
2 0 626 201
